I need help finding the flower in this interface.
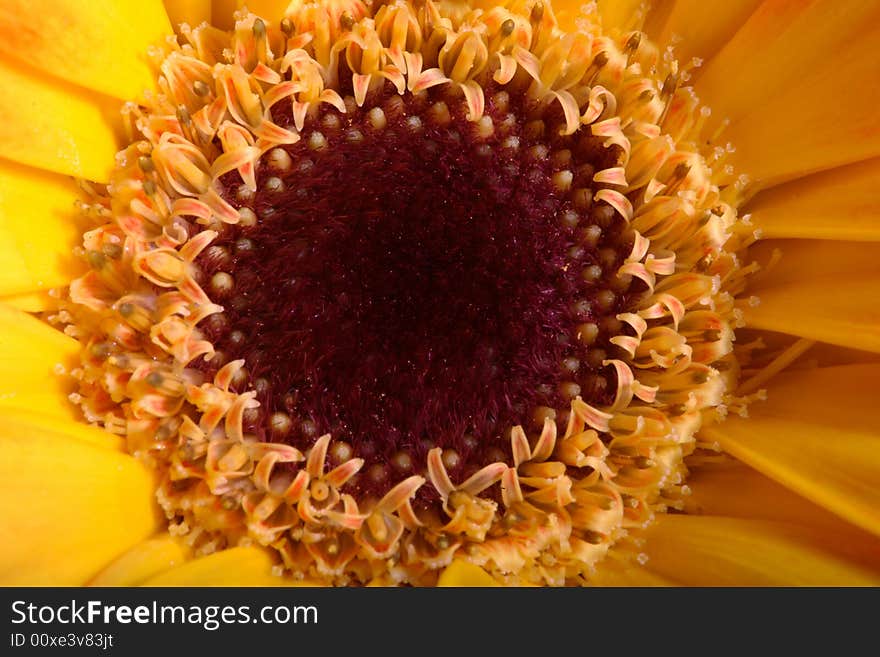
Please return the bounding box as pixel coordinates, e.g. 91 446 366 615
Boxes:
0 0 878 586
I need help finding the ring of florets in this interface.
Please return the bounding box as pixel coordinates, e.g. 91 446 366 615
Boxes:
64 1 744 585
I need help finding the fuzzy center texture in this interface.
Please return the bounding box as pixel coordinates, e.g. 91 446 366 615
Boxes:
199 86 630 496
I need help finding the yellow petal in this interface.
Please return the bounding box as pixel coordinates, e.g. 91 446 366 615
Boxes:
142 546 316 586
0 58 122 182
701 364 880 538
642 515 880 586
0 290 57 312
0 0 171 101
437 560 500 587
686 460 880 572
0 419 160 585
3 406 123 451
164 0 211 28
698 3 880 186
652 0 762 64
0 303 82 420
89 536 191 586
742 277 880 353
0 159 85 296
747 158 880 241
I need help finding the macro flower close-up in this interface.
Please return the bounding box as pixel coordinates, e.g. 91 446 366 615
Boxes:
1 0 878 587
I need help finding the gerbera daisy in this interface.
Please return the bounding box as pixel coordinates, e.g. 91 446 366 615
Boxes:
1 0 878 587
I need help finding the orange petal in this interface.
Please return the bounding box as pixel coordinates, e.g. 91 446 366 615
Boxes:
794 342 880 369
686 460 880 572
588 556 679 586
0 0 171 101
747 239 880 289
742 276 880 353
596 0 647 32
652 0 762 65
747 158 880 241
642 515 880 586
701 364 880 538
698 2 880 186
699 1 878 129
212 0 238 30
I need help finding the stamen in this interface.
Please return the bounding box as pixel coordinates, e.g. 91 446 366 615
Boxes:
234 183 254 202
308 131 328 151
192 80 210 97
331 441 353 464
87 250 106 270
176 105 191 126
392 451 414 472
558 381 581 400
367 107 387 131
137 155 155 173
238 207 257 227
530 3 544 23
270 412 293 436
264 176 284 192
267 148 292 171
552 170 573 191
102 243 123 259
210 272 234 297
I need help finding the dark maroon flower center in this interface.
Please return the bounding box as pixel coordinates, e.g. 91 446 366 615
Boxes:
198 85 635 496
